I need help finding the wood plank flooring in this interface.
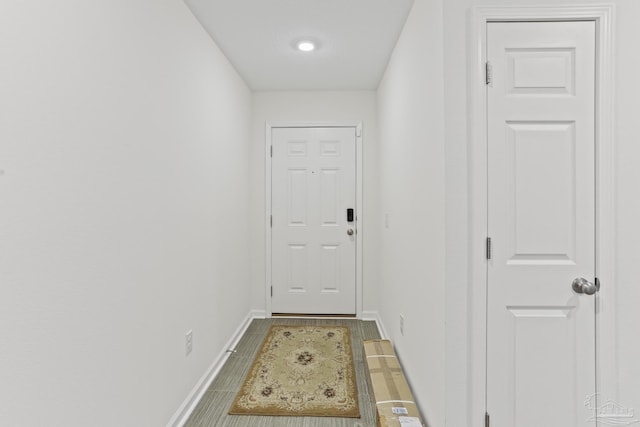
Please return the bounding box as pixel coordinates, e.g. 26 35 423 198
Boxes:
184 318 381 427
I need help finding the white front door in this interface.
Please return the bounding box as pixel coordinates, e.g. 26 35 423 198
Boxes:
271 127 357 315
486 21 597 426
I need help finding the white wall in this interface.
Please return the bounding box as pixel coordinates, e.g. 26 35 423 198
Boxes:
612 0 640 416
249 91 379 314
442 0 640 425
0 1 252 426
442 0 471 425
376 0 447 425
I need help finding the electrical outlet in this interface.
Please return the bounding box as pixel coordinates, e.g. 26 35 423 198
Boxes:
400 314 405 336
185 330 193 356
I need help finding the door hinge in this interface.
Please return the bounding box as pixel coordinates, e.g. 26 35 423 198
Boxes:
485 61 493 85
486 237 492 260
270 215 273 228
270 145 273 157
485 412 490 427
270 286 273 297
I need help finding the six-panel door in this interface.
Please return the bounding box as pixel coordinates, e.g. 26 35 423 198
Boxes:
487 21 597 426
271 127 357 315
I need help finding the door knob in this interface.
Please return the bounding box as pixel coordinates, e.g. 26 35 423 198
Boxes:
347 229 354 236
571 277 599 295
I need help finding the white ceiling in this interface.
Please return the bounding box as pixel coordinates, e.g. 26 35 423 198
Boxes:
184 0 415 91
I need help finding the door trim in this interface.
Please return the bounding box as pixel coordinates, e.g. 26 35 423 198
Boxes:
265 121 364 318
468 5 615 425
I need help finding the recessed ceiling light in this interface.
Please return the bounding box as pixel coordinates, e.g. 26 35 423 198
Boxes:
296 40 316 52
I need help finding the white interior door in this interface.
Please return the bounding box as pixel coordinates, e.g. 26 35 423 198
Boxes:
486 21 597 426
271 127 356 315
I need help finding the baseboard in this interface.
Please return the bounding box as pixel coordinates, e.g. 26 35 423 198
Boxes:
362 310 389 339
249 309 267 319
166 309 264 427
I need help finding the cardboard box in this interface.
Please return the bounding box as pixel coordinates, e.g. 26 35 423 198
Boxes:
363 340 425 427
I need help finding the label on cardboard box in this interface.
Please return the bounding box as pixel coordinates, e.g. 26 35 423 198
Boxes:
399 416 423 426
392 407 409 415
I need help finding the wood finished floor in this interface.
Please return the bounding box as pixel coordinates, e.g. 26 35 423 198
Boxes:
184 318 381 427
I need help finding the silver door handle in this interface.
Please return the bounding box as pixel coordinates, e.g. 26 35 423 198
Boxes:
347 229 354 236
572 277 599 295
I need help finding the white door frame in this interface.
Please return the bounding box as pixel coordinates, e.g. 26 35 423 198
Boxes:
265 121 364 318
468 5 615 425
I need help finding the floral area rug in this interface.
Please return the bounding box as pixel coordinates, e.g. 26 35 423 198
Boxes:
228 325 360 418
